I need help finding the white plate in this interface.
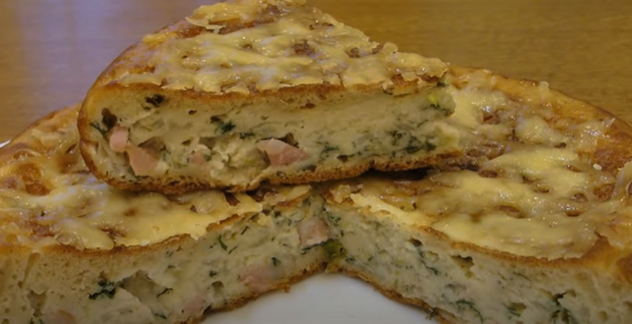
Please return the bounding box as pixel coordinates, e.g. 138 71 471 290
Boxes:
205 273 436 324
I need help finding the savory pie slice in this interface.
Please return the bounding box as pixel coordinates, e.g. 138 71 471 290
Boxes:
3 66 632 323
324 67 632 323
0 106 331 323
78 0 456 194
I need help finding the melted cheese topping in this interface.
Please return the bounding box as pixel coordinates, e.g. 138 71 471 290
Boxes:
23 180 260 250
483 148 587 197
117 0 446 93
329 77 629 259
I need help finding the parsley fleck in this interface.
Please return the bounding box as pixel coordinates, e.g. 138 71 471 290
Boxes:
88 280 117 300
89 122 108 138
211 116 235 134
217 236 227 251
271 257 281 266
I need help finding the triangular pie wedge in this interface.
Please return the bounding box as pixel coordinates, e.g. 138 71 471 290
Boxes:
1 106 331 323
3 66 632 323
78 0 456 194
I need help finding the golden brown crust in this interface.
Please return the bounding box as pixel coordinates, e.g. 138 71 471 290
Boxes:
616 252 632 284
331 265 455 324
83 148 461 195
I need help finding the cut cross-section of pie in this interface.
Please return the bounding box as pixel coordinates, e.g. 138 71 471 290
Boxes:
325 70 632 324
1 106 332 324
78 0 457 194
4 64 632 323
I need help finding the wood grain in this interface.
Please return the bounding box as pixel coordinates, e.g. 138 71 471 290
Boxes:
0 0 630 141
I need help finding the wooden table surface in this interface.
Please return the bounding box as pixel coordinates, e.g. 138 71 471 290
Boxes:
1 0 631 142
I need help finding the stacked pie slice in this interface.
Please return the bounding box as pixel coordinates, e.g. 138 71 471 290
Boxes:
1 0 631 323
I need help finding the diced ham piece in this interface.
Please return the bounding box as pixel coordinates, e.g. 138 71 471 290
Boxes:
181 293 207 317
126 145 158 176
108 126 129 153
256 138 309 166
191 150 206 165
297 217 330 248
240 263 280 293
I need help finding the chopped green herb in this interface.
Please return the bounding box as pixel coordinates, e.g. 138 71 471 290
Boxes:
455 299 484 323
513 271 531 281
228 245 238 254
388 130 405 146
405 137 424 154
220 121 235 133
426 307 440 320
316 142 339 159
429 101 452 115
551 309 577 324
326 211 341 225
271 257 281 266
241 226 250 235
414 244 440 276
506 302 525 318
211 116 235 134
551 292 577 324
217 236 227 251
157 288 172 297
405 137 436 154
89 122 108 138
323 239 345 259
209 270 218 277
427 91 452 115
89 280 117 300
153 312 167 319
145 94 165 107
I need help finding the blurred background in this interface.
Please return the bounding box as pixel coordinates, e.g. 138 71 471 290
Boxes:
0 0 630 141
